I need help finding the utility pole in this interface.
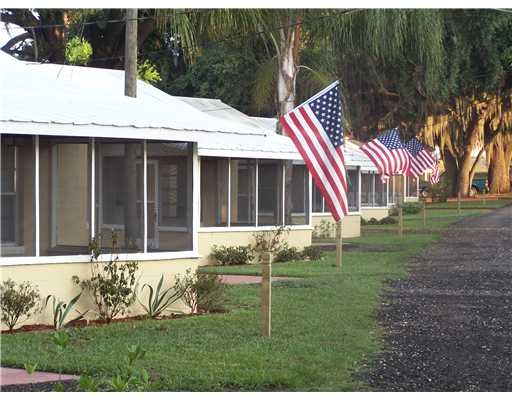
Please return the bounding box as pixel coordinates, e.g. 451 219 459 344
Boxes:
124 9 138 98
124 9 139 250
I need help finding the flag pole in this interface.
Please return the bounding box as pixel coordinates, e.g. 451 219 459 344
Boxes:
336 220 343 269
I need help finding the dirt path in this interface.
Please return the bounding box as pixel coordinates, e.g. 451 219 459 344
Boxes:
366 205 512 391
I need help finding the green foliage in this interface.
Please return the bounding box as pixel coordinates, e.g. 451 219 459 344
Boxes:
274 245 302 263
401 202 423 215
52 330 70 351
362 216 397 225
0 279 41 332
312 220 335 239
137 60 162 84
428 179 451 203
139 275 185 319
65 36 93 65
109 345 150 391
174 269 225 314
78 375 99 392
166 44 260 115
251 226 290 260
210 245 254 266
24 362 38 375
301 246 323 261
73 234 139 323
44 293 87 330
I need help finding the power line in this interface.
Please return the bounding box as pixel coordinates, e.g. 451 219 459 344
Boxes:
0 9 213 31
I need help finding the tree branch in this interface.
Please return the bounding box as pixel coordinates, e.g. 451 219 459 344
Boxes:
1 31 32 52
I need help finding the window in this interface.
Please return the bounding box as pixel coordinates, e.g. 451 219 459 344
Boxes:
1 135 35 256
312 168 359 213
361 172 373 207
95 140 143 252
374 176 387 206
312 183 324 213
39 137 91 256
406 175 418 198
347 168 359 212
361 171 387 207
147 142 193 252
201 158 310 228
200 158 228 227
230 159 256 226
285 163 309 225
258 160 283 226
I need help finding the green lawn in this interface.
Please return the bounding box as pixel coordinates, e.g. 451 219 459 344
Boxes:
1 232 438 391
425 197 512 209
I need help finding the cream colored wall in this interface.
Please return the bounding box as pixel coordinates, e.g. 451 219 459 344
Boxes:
198 229 312 266
311 214 361 239
361 208 389 220
0 259 197 329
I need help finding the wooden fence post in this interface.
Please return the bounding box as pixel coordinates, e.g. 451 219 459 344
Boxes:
423 201 426 229
335 220 343 269
261 251 272 337
457 192 461 216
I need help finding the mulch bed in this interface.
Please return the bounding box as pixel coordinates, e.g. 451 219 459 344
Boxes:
0 312 217 335
1 379 78 392
362 205 512 391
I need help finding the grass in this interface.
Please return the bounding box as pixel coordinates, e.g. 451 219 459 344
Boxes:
3 201 506 391
425 197 512 209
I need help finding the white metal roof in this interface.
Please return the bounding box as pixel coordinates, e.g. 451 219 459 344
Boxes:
0 52 267 140
0 52 375 167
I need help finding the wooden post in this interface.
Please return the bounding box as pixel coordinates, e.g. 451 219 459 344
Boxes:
457 192 461 216
398 204 403 238
261 251 272 337
422 200 426 229
335 220 342 269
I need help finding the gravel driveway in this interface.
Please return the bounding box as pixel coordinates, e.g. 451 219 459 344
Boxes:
367 205 512 391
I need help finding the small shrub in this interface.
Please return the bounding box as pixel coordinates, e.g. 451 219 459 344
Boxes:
361 217 368 226
379 216 397 225
252 226 290 259
428 179 451 203
313 219 334 239
44 293 87 330
65 36 92 65
0 279 41 332
401 202 422 214
174 269 225 314
73 233 139 323
210 245 254 265
368 217 379 225
138 275 185 319
274 245 302 262
302 246 323 261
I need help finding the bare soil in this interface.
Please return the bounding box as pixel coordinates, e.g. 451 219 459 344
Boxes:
365 205 512 391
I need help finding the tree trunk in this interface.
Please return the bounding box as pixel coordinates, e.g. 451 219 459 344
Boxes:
442 150 459 196
488 137 510 193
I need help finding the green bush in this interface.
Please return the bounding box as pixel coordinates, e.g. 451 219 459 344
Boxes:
65 36 92 65
44 293 87 330
301 246 323 261
313 219 334 239
210 245 254 265
274 245 302 262
252 226 290 260
174 269 225 314
138 275 185 319
401 202 422 214
379 216 397 225
73 234 139 323
0 279 41 332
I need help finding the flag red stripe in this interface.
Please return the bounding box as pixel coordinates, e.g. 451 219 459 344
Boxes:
287 111 348 217
280 116 343 220
298 107 348 194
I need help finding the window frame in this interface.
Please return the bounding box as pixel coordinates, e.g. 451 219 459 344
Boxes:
0 135 199 266
199 156 312 231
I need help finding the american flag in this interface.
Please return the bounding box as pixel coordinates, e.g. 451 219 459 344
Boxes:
405 137 437 178
279 81 348 221
360 128 410 182
430 157 440 184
